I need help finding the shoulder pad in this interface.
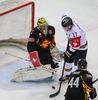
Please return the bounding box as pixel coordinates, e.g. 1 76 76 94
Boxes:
30 30 34 35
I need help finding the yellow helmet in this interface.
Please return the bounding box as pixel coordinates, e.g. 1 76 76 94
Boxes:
37 17 48 28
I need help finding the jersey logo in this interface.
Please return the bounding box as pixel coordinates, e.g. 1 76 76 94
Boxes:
70 36 81 48
32 58 37 62
40 39 51 48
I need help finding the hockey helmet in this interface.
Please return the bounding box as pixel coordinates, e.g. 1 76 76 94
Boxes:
61 17 73 27
77 58 87 69
37 17 48 28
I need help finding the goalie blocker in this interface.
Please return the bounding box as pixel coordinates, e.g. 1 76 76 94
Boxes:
30 51 42 67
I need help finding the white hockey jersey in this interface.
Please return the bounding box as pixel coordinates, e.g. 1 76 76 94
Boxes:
65 22 88 52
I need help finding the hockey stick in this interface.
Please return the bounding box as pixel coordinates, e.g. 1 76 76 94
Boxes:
92 78 98 84
89 78 98 100
5 52 30 62
49 61 66 98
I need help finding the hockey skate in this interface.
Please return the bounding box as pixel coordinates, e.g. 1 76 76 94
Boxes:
55 63 60 68
51 62 59 69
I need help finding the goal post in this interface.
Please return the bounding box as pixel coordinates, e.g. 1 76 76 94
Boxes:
0 0 35 51
0 1 35 29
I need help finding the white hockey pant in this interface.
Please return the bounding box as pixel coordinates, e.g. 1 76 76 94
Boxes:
64 63 73 76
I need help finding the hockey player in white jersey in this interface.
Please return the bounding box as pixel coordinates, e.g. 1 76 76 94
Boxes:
59 13 88 81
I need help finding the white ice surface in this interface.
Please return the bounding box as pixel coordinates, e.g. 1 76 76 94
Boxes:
0 0 98 100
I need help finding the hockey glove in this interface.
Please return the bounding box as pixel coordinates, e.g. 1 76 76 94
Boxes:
49 42 56 50
60 50 72 58
60 52 65 58
89 88 97 99
65 50 72 58
30 51 42 68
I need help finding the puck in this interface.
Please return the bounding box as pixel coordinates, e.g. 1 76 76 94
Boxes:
52 86 55 89
11 79 16 82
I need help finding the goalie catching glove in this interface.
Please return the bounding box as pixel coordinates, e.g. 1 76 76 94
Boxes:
30 51 42 68
50 47 64 62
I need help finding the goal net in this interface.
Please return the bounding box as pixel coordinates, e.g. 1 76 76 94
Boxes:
0 0 35 51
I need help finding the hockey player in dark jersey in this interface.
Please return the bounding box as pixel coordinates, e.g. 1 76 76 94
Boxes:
27 17 58 69
64 58 97 100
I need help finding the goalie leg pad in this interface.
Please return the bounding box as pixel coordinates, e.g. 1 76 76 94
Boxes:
12 65 57 82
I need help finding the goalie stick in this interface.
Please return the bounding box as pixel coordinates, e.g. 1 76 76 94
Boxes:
5 48 63 63
5 52 57 73
5 52 30 62
49 61 66 98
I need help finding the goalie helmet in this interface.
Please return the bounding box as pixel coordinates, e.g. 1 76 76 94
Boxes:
37 17 48 28
77 58 87 69
61 17 73 27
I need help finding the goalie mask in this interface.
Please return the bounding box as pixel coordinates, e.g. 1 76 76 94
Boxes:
37 17 48 34
77 58 87 69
